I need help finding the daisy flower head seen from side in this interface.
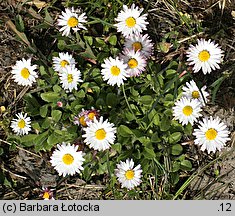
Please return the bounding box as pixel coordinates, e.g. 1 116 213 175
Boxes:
120 48 147 77
10 112 31 136
57 7 87 36
50 142 85 177
182 80 209 106
193 116 230 154
186 38 223 74
114 4 148 38
172 97 202 126
115 158 142 190
82 116 116 151
101 56 128 87
59 64 83 92
11 58 38 86
52 52 76 73
124 33 154 58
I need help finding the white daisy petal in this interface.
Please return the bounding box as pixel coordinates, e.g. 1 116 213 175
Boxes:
186 39 223 74
172 97 202 126
50 142 85 177
115 158 142 190
193 116 230 153
114 4 148 38
10 112 31 136
52 52 76 73
101 56 128 87
182 80 209 106
124 33 154 58
59 64 83 92
57 7 87 36
11 58 38 86
120 48 147 77
82 116 116 151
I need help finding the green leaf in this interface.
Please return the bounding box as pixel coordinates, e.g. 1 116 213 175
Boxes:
51 110 62 122
47 133 60 146
39 65 48 76
180 160 192 171
143 147 156 159
169 132 182 144
42 117 51 129
108 35 117 45
151 132 161 143
41 92 60 103
44 9 53 25
112 143 122 153
160 115 171 131
118 125 133 137
84 36 93 46
138 95 153 105
15 15 25 32
40 105 48 118
184 123 192 135
34 130 49 151
171 144 183 155
0 148 3 156
172 161 181 172
106 93 118 107
31 122 40 131
20 134 38 147
58 40 66 50
170 172 179 185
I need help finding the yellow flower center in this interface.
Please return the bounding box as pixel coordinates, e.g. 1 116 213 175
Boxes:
18 119 26 129
205 128 217 140
43 192 50 199
110 66 121 76
125 17 136 28
192 90 200 99
67 74 73 83
21 68 30 79
132 42 142 52
125 170 134 180
198 50 210 62
79 116 87 127
60 60 69 68
182 105 193 116
67 16 78 27
95 129 106 140
88 112 96 120
128 58 138 69
62 153 74 165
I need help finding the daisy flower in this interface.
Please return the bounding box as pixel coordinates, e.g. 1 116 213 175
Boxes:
193 116 230 153
182 80 209 106
10 112 31 136
82 116 116 151
101 56 128 87
59 65 83 92
114 4 148 38
40 187 55 200
172 97 202 126
120 48 147 77
115 158 142 190
74 108 100 127
52 52 76 72
186 39 223 74
57 7 87 36
11 58 38 86
50 142 85 177
124 33 154 58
